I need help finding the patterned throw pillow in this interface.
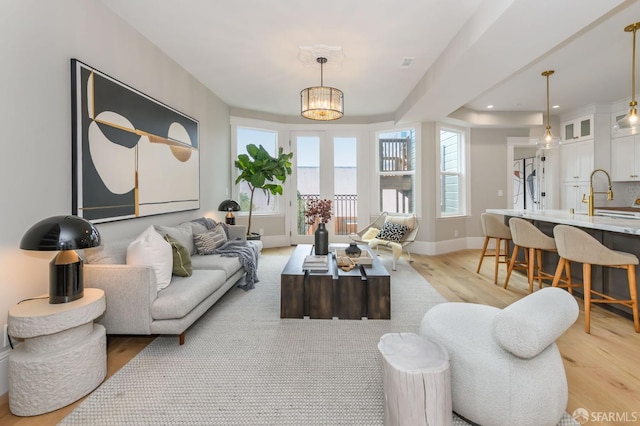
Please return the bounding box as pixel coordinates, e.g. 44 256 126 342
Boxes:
193 226 227 255
375 222 409 242
164 235 192 277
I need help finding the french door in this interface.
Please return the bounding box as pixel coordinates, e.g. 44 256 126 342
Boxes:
289 131 359 245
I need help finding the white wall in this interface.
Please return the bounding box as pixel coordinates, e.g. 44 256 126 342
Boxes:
419 127 529 251
467 128 530 235
0 0 230 395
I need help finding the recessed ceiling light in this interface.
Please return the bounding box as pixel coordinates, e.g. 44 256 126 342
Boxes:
486 105 494 109
552 105 560 109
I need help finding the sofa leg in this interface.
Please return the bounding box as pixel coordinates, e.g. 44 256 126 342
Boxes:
179 332 186 345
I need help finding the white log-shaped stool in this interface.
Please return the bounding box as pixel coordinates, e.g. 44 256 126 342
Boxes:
378 332 452 426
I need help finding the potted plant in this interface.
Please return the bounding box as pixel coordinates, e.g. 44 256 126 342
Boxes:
235 144 293 238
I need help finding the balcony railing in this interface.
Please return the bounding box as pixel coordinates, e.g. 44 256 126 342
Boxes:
298 194 357 235
379 137 412 172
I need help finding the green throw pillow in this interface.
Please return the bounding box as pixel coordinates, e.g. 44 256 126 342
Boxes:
164 235 193 277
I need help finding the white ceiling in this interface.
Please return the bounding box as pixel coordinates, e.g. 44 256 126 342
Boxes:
99 0 640 126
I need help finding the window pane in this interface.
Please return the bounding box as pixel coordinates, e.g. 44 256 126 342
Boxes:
378 129 415 214
236 127 278 214
439 128 464 216
381 175 414 213
296 136 320 235
334 137 357 235
441 174 459 214
440 130 459 172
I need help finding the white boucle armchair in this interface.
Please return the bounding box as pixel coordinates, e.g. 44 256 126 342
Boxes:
419 287 578 426
349 212 419 270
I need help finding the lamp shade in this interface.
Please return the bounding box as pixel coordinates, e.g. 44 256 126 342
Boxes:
20 215 101 304
300 57 344 121
301 86 344 121
20 215 101 251
217 200 241 212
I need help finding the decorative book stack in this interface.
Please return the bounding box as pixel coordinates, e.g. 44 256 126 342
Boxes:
302 255 329 272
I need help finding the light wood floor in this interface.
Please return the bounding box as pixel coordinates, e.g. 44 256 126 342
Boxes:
1 247 639 425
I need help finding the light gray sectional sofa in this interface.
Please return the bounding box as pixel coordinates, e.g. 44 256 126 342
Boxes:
83 220 261 345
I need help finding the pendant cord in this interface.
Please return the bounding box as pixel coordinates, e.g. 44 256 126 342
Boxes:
633 25 637 105
546 73 550 127
317 57 327 88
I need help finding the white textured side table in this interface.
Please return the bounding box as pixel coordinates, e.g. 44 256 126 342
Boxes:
378 332 452 426
8 288 107 416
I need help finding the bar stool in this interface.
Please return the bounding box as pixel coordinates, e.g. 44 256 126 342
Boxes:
477 213 512 284
504 218 570 293
552 224 640 334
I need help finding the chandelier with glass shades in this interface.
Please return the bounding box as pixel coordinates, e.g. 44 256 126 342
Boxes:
300 57 344 121
538 69 561 149
615 22 640 134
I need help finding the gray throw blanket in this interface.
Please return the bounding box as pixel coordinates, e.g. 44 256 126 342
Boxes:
192 217 229 235
214 238 260 291
192 217 217 230
191 217 259 290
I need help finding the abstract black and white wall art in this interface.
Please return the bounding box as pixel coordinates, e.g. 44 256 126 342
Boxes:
71 59 199 223
513 157 537 210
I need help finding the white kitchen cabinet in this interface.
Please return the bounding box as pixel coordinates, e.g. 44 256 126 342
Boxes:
611 135 640 181
562 115 593 142
560 139 594 182
562 182 590 214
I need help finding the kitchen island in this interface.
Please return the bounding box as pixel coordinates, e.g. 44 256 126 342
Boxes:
487 209 640 320
486 208 640 235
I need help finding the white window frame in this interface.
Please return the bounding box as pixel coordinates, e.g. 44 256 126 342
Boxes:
370 122 421 217
230 117 287 217
436 123 470 218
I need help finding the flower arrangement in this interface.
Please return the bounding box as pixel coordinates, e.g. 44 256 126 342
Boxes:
304 198 333 225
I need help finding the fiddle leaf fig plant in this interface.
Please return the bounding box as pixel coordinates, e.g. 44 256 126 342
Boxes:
235 144 293 236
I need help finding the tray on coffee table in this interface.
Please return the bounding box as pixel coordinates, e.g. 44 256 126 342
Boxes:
334 248 373 266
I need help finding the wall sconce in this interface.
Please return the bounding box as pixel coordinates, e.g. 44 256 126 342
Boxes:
20 215 101 304
218 200 241 225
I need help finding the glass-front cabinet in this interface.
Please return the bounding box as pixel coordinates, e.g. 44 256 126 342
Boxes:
561 114 593 142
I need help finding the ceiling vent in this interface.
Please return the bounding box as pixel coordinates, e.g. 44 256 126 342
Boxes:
401 57 415 68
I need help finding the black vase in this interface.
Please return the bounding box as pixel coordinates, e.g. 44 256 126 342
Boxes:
314 222 329 255
345 243 362 258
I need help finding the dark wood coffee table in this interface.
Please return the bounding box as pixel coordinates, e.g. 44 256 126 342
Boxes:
280 244 391 319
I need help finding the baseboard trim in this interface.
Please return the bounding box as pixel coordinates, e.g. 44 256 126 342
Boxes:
261 235 289 249
408 237 485 256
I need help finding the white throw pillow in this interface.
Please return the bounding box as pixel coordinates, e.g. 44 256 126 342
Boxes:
126 226 173 291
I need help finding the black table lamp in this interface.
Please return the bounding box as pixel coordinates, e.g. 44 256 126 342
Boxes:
20 215 101 304
218 200 241 225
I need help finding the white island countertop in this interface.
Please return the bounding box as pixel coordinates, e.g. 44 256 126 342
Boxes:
486 209 640 236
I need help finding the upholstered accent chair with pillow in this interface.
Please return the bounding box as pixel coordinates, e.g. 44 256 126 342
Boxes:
420 287 578 426
350 212 419 270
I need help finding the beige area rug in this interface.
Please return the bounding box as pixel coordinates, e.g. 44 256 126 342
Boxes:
59 253 577 425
